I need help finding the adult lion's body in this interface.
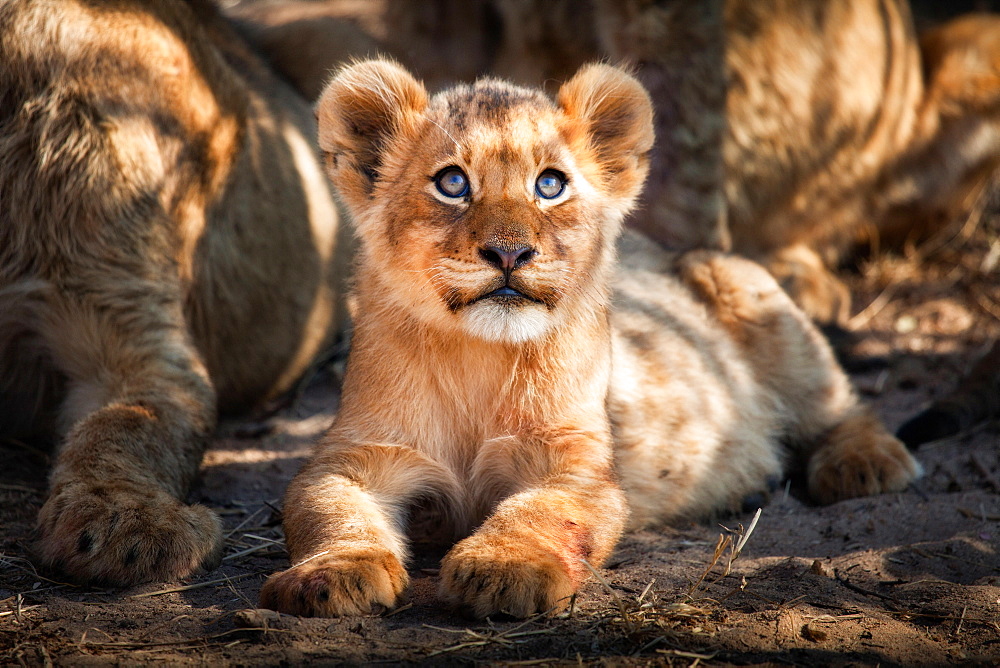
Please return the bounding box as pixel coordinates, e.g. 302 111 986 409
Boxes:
0 0 346 585
599 0 1000 324
259 60 919 619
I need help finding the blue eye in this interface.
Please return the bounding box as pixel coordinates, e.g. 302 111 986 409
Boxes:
535 170 566 199
435 167 469 198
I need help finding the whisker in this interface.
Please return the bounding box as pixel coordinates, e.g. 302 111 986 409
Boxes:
426 116 461 152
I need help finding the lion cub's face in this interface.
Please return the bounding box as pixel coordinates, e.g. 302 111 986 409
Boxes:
317 61 653 342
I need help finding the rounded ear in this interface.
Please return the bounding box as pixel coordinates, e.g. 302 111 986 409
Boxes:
316 59 428 212
557 63 654 196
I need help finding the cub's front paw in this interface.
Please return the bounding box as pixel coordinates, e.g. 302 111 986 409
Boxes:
439 535 577 619
259 549 408 617
808 429 922 505
36 481 222 586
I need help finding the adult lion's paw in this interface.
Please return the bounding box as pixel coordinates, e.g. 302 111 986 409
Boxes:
439 534 576 619
36 481 223 586
259 549 408 617
808 427 922 505
767 246 852 326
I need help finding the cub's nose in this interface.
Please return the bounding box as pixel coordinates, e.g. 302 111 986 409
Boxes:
479 245 535 272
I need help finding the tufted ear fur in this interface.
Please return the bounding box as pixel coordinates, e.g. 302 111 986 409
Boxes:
316 59 428 213
557 64 655 202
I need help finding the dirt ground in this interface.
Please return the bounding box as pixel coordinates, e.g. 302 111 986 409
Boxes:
1 194 998 667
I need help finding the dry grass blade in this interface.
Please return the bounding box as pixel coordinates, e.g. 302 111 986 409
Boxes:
223 505 269 539
733 508 762 558
242 533 284 545
686 533 731 597
425 640 489 657
953 605 967 636
0 554 77 588
957 507 1000 521
130 572 261 598
79 627 295 650
423 605 561 658
222 543 280 562
685 509 763 598
581 558 635 633
422 624 473 634
383 602 413 617
637 579 656 605
655 648 718 661
0 604 40 618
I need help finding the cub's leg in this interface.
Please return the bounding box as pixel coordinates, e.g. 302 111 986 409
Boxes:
259 444 448 616
677 251 921 504
438 432 628 619
36 281 223 585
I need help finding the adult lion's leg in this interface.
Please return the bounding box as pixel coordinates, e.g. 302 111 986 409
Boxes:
438 431 628 619
260 444 454 616
35 277 223 586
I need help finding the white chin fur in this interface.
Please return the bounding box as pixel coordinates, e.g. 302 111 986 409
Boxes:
461 300 552 343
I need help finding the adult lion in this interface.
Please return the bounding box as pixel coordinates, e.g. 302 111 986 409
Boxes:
0 0 347 585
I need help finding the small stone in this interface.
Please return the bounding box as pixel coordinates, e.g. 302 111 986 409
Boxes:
804 621 829 642
810 559 832 577
234 608 284 629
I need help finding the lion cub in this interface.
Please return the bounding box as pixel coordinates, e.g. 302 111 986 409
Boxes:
260 60 920 618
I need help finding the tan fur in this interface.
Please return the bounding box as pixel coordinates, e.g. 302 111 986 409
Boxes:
260 60 920 619
228 0 382 101
0 0 347 585
598 0 1000 325
232 1 1000 325
230 0 503 96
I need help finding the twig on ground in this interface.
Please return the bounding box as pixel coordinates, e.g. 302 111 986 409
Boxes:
969 453 1000 493
79 627 296 650
636 579 656 606
954 605 968 636
958 507 1000 522
0 604 39 619
383 603 412 617
222 543 279 562
0 554 77 588
654 648 717 661
130 572 262 598
833 569 902 607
